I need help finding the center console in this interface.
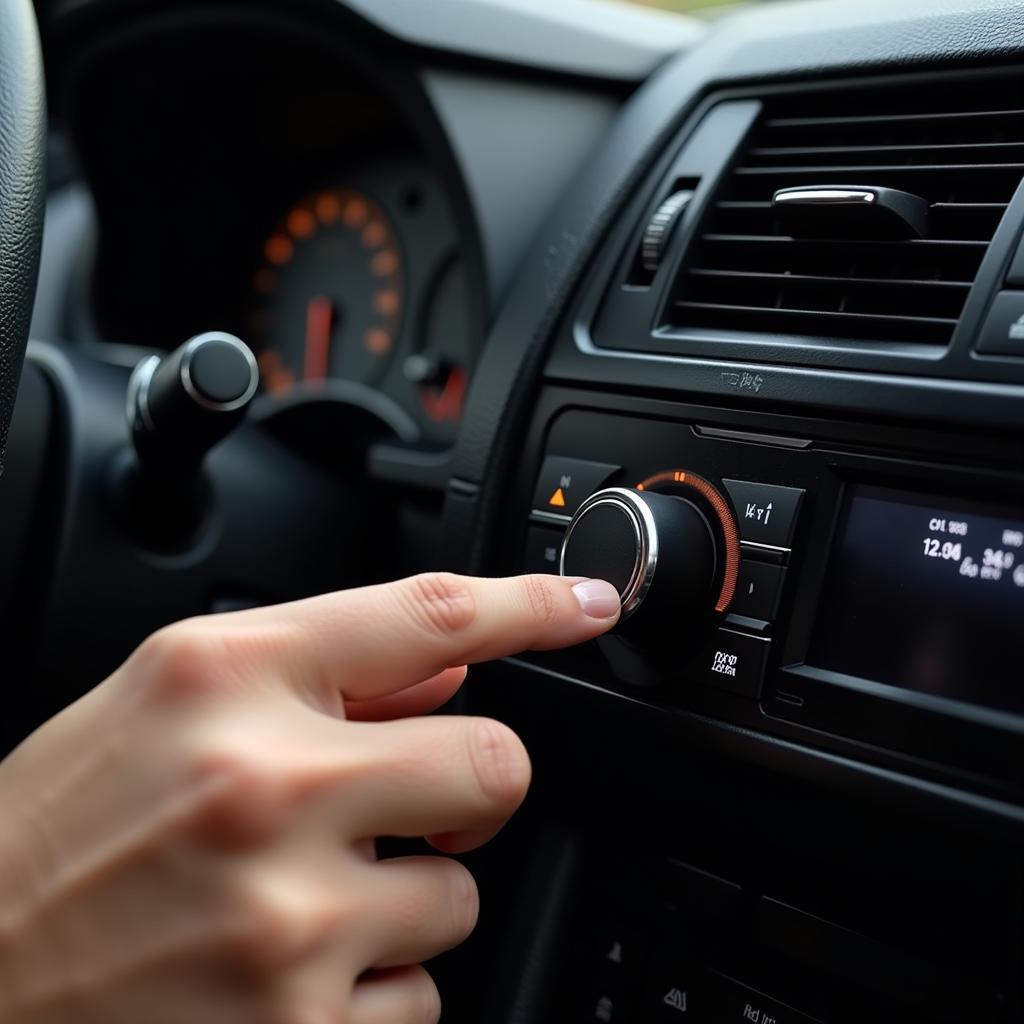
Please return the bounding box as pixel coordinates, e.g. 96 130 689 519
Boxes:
440 15 1024 1023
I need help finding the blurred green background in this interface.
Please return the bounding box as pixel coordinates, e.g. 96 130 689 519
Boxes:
623 0 749 13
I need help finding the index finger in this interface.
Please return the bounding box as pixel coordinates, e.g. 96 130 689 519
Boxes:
241 573 620 703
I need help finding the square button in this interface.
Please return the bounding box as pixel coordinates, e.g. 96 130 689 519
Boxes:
532 456 621 516
731 561 786 621
722 479 804 549
698 628 771 698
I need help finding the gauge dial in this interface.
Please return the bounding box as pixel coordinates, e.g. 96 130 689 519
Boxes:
250 187 404 395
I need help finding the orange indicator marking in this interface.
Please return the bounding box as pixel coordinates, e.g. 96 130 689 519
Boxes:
372 249 399 276
343 197 369 228
362 220 386 247
287 208 316 239
373 289 400 316
257 350 295 395
549 488 566 508
634 469 740 614
264 235 294 266
363 328 393 355
267 369 295 394
315 192 341 223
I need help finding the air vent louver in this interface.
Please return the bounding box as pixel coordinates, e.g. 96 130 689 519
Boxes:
670 77 1024 347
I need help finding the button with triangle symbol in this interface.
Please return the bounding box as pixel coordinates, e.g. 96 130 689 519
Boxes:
531 455 621 517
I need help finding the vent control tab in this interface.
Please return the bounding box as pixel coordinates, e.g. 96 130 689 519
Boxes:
640 190 694 273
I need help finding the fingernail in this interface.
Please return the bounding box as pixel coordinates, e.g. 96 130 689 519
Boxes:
571 578 621 619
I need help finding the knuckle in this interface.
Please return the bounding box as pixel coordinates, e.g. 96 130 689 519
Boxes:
464 717 531 807
221 876 349 972
520 574 558 626
404 573 477 639
184 748 283 847
134 621 228 703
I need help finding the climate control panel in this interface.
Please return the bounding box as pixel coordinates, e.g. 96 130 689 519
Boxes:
514 403 1024 794
525 452 803 702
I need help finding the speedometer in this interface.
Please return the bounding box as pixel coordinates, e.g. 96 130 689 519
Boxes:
250 186 404 395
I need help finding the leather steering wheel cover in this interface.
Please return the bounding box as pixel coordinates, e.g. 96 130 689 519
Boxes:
0 0 45 472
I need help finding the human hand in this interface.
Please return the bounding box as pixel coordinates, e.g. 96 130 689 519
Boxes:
0 572 620 1024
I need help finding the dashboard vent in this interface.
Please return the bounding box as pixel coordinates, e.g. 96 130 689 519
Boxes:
670 77 1024 347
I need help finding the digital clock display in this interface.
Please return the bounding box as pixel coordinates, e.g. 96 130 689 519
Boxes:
809 484 1024 716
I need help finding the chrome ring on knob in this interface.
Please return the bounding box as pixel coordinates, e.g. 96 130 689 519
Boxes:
559 486 659 619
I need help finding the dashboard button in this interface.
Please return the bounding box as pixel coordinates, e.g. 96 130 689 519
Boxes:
522 525 565 575
975 290 1024 356
532 456 620 516
731 561 786 620
705 971 821 1023
699 627 770 698
722 479 804 549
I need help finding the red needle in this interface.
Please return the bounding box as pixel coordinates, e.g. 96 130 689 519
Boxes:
303 295 333 382
423 366 467 423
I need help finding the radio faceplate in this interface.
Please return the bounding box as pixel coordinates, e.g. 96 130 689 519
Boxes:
511 401 1024 793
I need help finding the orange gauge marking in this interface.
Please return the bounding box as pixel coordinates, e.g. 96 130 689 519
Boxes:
257 350 295 395
264 234 294 266
253 186 404 399
373 289 400 316
372 249 399 276
343 197 369 228
287 208 316 239
361 220 387 247
363 328 393 355
315 192 341 223
635 470 740 614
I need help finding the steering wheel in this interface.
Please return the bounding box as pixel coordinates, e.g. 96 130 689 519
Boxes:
0 0 45 468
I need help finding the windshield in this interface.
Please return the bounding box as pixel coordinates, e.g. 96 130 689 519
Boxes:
623 0 754 14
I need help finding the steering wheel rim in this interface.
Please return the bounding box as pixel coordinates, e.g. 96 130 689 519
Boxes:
0 0 46 472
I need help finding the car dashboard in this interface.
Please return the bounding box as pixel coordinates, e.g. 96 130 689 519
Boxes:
11 0 1024 1022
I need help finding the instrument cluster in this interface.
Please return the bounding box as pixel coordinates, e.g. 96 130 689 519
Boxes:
246 163 475 447
63 12 483 449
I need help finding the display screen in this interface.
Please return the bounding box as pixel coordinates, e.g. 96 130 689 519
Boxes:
809 484 1024 716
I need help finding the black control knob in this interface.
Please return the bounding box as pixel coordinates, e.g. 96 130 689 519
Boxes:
559 486 722 638
128 331 259 475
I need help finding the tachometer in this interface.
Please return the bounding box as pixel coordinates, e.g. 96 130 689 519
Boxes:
250 186 404 394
